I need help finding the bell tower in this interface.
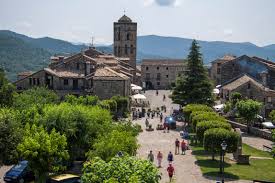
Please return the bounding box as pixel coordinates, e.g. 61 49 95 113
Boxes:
114 14 137 70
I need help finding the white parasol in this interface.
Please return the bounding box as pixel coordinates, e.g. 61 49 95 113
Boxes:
132 93 146 99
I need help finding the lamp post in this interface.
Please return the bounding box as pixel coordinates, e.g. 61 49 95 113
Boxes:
220 141 227 183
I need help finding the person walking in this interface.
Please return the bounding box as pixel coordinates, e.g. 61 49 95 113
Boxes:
167 163 175 182
156 90 159 96
167 151 174 164
160 113 163 123
175 139 180 154
181 140 187 155
157 151 163 168
163 94 166 101
145 118 149 128
148 150 154 163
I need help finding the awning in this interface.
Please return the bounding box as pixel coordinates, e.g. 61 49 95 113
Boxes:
132 85 142 90
131 84 137 87
132 93 146 99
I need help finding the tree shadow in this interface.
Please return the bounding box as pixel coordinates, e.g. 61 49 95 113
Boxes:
195 159 231 168
203 171 240 180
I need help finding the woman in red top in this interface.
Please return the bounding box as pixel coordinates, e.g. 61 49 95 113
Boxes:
181 140 186 155
167 163 175 182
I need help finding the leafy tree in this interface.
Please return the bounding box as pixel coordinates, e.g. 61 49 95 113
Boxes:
203 128 239 160
236 99 262 133
196 120 231 142
41 103 112 160
13 87 59 110
191 112 226 130
230 92 242 107
0 68 15 107
269 110 275 122
171 40 214 106
111 96 129 118
64 95 99 106
87 130 138 162
82 156 160 183
113 121 142 137
17 124 69 183
183 104 213 122
99 99 117 116
0 108 22 164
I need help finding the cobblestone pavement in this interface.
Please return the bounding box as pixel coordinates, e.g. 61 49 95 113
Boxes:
242 133 273 151
134 90 252 183
0 165 12 183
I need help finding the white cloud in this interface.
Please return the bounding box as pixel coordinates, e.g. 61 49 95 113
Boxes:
16 21 32 29
142 0 154 7
223 29 233 37
142 0 182 7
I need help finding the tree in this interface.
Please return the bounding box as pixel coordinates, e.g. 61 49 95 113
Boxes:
236 99 262 133
230 92 242 107
17 124 69 183
64 95 99 106
191 112 226 130
13 87 59 110
111 96 129 118
171 40 214 106
269 110 275 122
87 130 138 162
0 68 15 107
82 156 160 183
41 103 113 160
183 104 213 122
196 120 231 142
0 108 22 165
203 128 239 160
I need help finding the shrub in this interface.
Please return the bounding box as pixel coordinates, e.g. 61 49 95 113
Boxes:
99 99 117 116
203 128 239 160
111 96 129 118
65 95 99 106
196 120 231 142
183 104 213 122
192 112 226 130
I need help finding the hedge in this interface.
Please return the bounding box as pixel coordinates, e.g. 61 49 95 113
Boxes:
203 128 239 160
183 104 213 122
192 112 226 130
196 121 231 142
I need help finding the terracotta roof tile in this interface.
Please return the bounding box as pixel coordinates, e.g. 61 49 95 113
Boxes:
142 59 186 66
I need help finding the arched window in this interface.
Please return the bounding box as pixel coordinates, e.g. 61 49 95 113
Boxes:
130 45 134 54
125 44 128 55
127 33 130 40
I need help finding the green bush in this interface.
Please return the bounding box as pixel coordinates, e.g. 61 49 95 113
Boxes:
203 128 239 160
99 99 117 116
196 120 231 142
65 95 99 106
0 108 22 165
87 130 138 162
192 112 225 130
111 96 129 118
82 156 159 183
183 104 213 122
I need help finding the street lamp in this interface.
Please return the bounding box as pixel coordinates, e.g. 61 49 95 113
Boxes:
220 141 227 183
117 151 123 157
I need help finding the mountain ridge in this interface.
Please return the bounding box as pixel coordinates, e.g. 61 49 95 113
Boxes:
1 30 275 81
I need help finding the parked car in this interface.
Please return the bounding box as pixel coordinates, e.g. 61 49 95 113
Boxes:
4 161 34 183
48 174 80 183
164 116 176 129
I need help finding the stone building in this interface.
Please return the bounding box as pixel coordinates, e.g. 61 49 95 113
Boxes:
14 47 132 99
220 74 275 117
210 55 275 89
113 15 137 74
210 55 236 85
141 59 187 89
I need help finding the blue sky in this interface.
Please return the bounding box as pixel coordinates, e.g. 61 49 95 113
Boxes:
0 0 274 46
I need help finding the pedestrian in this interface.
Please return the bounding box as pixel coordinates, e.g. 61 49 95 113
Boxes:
157 110 160 117
167 151 173 163
181 140 186 155
157 151 163 168
175 138 180 154
148 150 154 163
147 111 150 118
163 94 166 101
160 113 163 123
167 163 175 182
145 118 149 128
156 90 159 96
167 124 170 133
163 122 167 133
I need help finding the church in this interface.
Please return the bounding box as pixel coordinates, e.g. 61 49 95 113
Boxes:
14 15 139 99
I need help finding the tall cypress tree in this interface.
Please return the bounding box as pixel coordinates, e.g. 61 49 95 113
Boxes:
171 40 213 106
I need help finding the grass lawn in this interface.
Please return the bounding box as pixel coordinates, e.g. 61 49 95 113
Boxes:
242 143 272 158
191 145 275 182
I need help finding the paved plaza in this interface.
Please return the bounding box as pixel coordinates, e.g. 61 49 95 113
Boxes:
134 90 252 183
